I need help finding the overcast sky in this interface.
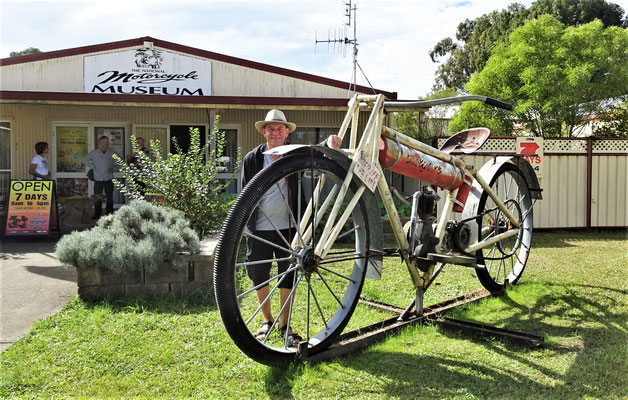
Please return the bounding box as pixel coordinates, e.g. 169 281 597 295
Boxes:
1 0 626 99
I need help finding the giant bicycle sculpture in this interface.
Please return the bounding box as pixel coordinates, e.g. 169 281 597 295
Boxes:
214 94 543 365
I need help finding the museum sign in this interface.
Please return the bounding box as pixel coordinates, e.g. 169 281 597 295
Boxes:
84 47 211 96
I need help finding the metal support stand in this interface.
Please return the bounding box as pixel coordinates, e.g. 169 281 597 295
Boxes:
415 287 424 317
301 289 543 363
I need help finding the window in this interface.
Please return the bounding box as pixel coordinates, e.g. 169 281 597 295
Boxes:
290 127 344 146
215 128 239 193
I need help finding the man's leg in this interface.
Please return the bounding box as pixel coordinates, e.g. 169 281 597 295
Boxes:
255 286 274 322
93 180 104 217
274 229 298 338
104 180 114 214
246 231 275 323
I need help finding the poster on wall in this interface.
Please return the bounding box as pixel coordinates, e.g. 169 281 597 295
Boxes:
57 127 88 172
4 180 58 236
517 137 544 179
84 47 212 96
95 127 125 158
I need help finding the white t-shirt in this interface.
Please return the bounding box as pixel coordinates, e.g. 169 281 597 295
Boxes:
31 154 49 179
255 154 293 231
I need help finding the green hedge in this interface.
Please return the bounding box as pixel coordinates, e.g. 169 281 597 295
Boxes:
56 201 200 273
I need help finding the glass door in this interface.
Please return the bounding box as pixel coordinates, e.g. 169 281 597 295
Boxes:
55 125 90 202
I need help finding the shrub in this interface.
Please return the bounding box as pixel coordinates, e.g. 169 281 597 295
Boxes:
56 201 200 273
113 115 240 237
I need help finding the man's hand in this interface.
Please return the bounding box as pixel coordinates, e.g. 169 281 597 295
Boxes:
326 135 342 149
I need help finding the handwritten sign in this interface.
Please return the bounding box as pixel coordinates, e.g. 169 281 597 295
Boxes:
4 180 55 236
517 137 543 178
354 151 381 192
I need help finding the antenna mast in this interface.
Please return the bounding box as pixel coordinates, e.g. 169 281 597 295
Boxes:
315 1 359 95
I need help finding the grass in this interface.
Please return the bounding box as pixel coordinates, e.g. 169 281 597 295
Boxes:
1 230 627 399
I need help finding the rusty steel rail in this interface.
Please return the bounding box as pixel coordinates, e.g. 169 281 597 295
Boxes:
299 289 543 362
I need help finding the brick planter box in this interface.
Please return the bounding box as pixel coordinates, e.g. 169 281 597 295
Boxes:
76 237 217 300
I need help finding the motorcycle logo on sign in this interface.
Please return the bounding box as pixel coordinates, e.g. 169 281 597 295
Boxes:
517 137 543 178
134 48 163 69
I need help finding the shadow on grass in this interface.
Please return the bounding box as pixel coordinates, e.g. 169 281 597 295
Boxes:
263 364 304 399
260 281 627 398
79 290 218 315
365 282 627 398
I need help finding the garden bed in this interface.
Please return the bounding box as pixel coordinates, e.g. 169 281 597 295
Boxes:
76 236 217 300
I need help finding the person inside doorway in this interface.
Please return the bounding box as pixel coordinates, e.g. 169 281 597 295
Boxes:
29 142 51 180
242 109 342 347
84 136 119 219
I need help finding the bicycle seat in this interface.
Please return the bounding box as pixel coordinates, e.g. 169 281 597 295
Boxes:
439 127 491 154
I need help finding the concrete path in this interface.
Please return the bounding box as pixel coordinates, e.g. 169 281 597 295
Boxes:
0 237 77 352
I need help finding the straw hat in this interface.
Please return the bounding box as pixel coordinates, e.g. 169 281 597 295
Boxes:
255 109 297 133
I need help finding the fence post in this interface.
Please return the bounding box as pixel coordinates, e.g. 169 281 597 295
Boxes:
586 137 593 232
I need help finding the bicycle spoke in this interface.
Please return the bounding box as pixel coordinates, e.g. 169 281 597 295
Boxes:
283 274 298 349
262 273 303 345
337 225 359 240
318 265 356 283
275 182 305 248
321 252 361 261
244 271 291 326
258 206 292 250
314 269 344 308
245 231 298 255
306 274 311 341
494 258 504 282
237 265 300 299
236 256 294 268
486 244 497 274
308 277 329 330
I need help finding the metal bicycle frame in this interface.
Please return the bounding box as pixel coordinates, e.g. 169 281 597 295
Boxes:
285 94 522 289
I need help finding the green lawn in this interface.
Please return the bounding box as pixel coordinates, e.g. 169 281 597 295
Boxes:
1 230 626 399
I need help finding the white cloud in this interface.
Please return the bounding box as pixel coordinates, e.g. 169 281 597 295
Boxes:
2 0 626 98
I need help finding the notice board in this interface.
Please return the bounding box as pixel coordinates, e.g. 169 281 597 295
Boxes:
4 180 58 236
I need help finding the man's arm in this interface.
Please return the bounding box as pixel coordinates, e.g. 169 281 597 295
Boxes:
83 151 95 169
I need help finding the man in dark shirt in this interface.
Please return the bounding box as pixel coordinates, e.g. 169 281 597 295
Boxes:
242 109 341 347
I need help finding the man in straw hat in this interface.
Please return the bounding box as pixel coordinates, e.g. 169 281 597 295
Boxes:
241 109 341 347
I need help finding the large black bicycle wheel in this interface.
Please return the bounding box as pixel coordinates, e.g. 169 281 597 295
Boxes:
476 163 533 292
214 154 370 365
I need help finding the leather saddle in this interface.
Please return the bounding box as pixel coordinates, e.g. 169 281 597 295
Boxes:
439 127 491 155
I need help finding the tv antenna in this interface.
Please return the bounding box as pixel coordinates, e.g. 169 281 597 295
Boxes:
315 1 376 96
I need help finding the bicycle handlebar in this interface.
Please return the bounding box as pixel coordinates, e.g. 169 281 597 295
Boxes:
383 95 514 112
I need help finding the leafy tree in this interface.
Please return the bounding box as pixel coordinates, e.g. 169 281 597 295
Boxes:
113 116 240 237
430 0 626 91
9 47 41 57
448 16 628 137
593 100 628 137
393 87 458 144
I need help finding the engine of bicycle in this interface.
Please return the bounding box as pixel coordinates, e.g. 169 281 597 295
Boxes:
405 187 440 272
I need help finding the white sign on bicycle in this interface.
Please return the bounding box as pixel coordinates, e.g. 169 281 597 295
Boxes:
354 150 381 192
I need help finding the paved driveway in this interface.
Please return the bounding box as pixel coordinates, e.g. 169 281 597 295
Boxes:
0 238 77 352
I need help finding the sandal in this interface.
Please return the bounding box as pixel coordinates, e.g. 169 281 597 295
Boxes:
278 325 302 347
255 320 273 340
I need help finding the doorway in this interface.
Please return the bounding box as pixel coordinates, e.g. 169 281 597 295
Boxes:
169 125 206 153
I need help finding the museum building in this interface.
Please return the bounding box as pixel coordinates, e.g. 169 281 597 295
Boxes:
0 36 397 204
